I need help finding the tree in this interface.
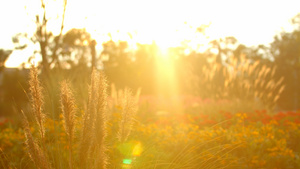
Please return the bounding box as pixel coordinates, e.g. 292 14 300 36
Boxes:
270 14 300 66
13 0 68 76
209 36 238 64
271 30 300 66
269 14 300 110
101 40 132 68
61 28 93 68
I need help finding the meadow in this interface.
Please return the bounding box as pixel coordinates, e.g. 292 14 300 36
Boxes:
1 1 300 169
0 63 299 169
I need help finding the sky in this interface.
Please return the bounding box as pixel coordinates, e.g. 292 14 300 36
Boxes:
1 0 300 67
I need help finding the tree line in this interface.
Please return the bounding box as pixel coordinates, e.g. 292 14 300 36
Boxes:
0 1 300 114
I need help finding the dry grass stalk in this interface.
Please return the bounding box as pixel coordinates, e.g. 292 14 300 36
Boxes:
202 56 285 108
266 81 273 89
278 85 285 94
135 87 142 101
60 80 76 169
22 111 51 169
117 88 138 143
271 66 277 77
274 94 280 103
80 69 109 169
79 69 99 166
275 77 284 88
263 67 271 78
110 83 117 101
60 80 76 140
29 65 45 139
92 71 108 169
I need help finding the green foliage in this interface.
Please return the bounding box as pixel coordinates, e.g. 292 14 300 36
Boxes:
0 68 29 117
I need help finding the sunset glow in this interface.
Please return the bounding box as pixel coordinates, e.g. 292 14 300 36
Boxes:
2 0 300 68
1 1 300 168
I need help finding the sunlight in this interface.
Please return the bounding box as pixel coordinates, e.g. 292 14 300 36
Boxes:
5 0 300 68
2 1 300 168
66 0 300 49
157 44 170 60
132 142 142 156
154 48 176 93
153 47 184 113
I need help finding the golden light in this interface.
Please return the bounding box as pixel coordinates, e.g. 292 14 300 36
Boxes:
4 0 300 68
132 142 143 156
83 40 89 46
153 46 183 113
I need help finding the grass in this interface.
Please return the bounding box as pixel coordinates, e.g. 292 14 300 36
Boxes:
21 67 140 169
0 64 299 169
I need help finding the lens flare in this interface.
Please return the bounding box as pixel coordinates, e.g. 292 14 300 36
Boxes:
122 159 132 165
132 142 142 156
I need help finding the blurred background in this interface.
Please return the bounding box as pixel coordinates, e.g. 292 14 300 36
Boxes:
1 0 300 118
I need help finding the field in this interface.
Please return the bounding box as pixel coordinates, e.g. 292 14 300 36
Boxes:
1 1 300 169
0 67 300 169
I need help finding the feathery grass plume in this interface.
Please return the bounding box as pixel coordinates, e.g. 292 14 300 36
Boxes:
91 71 109 169
111 83 117 100
22 111 51 169
29 65 45 139
79 69 109 169
79 68 100 167
60 80 76 169
117 88 138 143
135 87 142 102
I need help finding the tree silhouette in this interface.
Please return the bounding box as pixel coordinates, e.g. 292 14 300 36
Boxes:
61 28 93 68
101 40 131 68
12 0 67 76
209 36 238 64
271 31 300 66
269 14 300 110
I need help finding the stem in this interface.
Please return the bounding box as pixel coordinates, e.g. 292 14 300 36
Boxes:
69 138 73 169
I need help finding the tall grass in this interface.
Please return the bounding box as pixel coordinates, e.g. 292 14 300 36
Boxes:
19 62 287 169
117 88 138 143
23 65 51 169
199 58 285 109
22 67 139 169
79 69 109 169
22 111 51 169
60 80 76 169
28 66 46 140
